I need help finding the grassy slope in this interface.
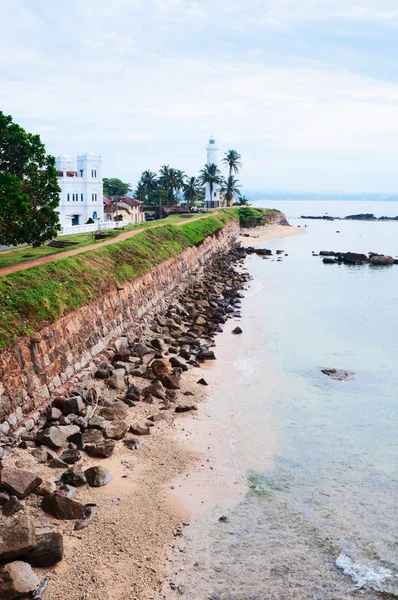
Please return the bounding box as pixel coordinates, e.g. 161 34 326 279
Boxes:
0 211 238 349
0 213 206 268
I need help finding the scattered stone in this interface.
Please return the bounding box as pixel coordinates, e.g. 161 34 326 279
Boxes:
87 415 106 430
0 492 10 505
35 425 79 449
0 561 40 599
2 496 24 517
151 338 166 352
42 492 86 520
59 448 82 465
369 255 395 266
47 407 62 421
134 342 152 357
84 439 116 458
157 374 181 390
55 396 85 415
30 447 49 464
197 350 216 361
24 532 63 568
82 428 104 445
142 380 166 401
47 457 68 469
125 384 141 402
0 515 37 560
99 401 128 421
61 466 87 487
74 503 98 531
84 466 112 487
130 423 151 436
197 378 208 386
106 369 126 390
147 413 167 422
175 404 198 413
1 469 42 499
232 326 242 334
123 438 143 451
104 420 129 440
35 480 57 496
151 359 172 376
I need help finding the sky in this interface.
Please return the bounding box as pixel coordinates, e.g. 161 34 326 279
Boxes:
1 0 398 193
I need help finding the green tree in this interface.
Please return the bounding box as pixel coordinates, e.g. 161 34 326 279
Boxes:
198 163 223 209
220 175 241 207
221 149 242 180
134 181 146 202
159 165 185 205
234 194 250 206
0 111 61 247
140 170 158 199
103 177 131 197
183 176 202 208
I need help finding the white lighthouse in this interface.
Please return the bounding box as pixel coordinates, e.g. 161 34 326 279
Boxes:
204 136 221 209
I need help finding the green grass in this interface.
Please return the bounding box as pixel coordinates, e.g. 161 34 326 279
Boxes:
0 212 208 268
0 210 237 349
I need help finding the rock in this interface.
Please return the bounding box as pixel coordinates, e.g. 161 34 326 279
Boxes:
35 425 79 449
74 416 88 430
232 326 242 334
197 378 208 386
0 492 10 505
57 484 77 499
157 374 181 390
56 396 85 416
104 420 129 440
123 438 143 450
0 515 37 560
151 338 166 352
2 496 24 517
47 457 68 469
197 350 216 361
175 404 198 413
59 449 82 465
169 356 188 371
61 466 87 487
125 384 142 402
106 369 126 390
23 532 63 568
0 561 40 600
369 255 395 266
82 428 104 444
42 492 86 520
343 252 367 264
30 447 49 464
129 423 151 436
151 359 172 376
322 257 336 264
74 503 98 531
84 466 112 487
99 401 128 421
142 380 166 401
35 480 57 496
147 413 167 422
134 342 152 357
84 440 116 458
1 469 42 499
321 368 354 381
87 415 107 430
179 349 191 361
47 407 62 421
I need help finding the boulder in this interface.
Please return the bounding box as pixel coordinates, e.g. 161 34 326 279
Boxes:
125 384 141 402
169 356 188 371
123 438 143 450
55 396 85 416
197 378 208 385
87 415 107 430
232 326 242 334
2 496 24 517
84 439 116 458
47 457 68 469
35 480 57 496
59 449 82 465
82 428 104 445
30 446 50 464
35 425 79 449
1 469 42 499
47 407 62 421
322 257 336 264
0 561 40 600
61 466 87 487
151 338 166 352
129 423 151 436
197 350 216 361
0 515 36 560
134 342 152 357
104 420 129 440
343 252 367 264
23 532 63 568
369 255 395 266
99 401 128 421
106 369 126 391
84 466 112 487
42 492 86 520
151 359 172 376
142 380 166 401
175 404 198 413
157 374 181 390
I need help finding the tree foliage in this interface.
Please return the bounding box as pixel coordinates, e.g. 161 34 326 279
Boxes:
183 176 203 207
0 111 61 247
198 163 223 208
221 150 242 177
220 175 241 207
103 177 131 197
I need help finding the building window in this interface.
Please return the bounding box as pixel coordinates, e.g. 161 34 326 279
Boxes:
214 192 217 197
81 194 83 201
80 170 83 177
91 169 97 178
67 193 70 202
210 139 215 144
93 211 97 220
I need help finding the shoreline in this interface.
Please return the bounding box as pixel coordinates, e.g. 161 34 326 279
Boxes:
239 223 306 246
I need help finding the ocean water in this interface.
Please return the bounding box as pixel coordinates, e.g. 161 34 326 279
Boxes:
173 201 398 599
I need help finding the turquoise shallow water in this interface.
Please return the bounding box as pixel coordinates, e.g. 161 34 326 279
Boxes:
175 203 398 599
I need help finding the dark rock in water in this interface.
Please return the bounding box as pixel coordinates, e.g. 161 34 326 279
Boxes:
24 532 63 567
197 378 208 386
2 496 24 517
61 466 87 487
319 251 335 256
343 252 367 264
1 469 42 499
0 515 37 560
0 561 40 598
175 404 197 413
123 437 143 450
322 257 337 264
232 326 242 334
345 213 376 220
59 449 81 465
42 492 86 520
84 466 112 487
130 423 151 436
84 440 116 458
321 368 354 381
369 255 395 266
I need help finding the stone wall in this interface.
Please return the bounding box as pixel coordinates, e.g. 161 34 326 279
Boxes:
0 221 239 432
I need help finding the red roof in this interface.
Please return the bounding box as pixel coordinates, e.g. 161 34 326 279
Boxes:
103 196 143 208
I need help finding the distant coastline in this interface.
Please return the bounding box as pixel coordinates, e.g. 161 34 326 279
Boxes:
301 213 398 222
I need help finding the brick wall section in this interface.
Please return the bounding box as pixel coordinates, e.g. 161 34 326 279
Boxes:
0 221 239 430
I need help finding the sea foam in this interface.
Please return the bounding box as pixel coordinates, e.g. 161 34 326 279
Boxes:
336 552 396 592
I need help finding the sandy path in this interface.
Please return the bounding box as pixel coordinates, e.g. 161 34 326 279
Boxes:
0 214 215 278
239 223 306 246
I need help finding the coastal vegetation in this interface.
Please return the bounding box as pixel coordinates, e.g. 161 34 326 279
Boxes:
0 111 61 247
0 210 238 348
103 178 132 197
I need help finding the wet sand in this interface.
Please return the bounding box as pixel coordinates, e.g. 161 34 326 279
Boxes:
239 223 306 246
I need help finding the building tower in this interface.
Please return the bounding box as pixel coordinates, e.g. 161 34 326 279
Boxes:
204 136 221 209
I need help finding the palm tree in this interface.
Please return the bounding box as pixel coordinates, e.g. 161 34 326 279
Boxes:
140 170 158 196
220 175 242 207
183 176 201 208
198 163 223 209
221 150 242 181
134 182 146 203
159 165 184 205
236 194 250 206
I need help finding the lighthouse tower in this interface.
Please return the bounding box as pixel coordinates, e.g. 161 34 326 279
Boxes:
204 136 221 209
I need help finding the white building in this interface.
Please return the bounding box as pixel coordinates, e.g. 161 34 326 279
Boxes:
55 153 104 228
204 136 221 209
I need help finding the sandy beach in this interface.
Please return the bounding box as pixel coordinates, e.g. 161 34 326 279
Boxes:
239 223 306 246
